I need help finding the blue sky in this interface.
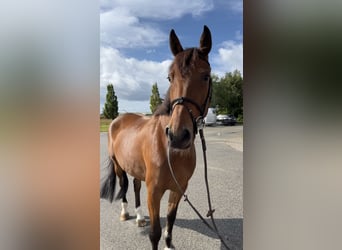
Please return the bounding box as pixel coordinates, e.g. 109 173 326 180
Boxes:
100 0 242 113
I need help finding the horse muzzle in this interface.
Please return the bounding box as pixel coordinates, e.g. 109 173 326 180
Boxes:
165 126 191 149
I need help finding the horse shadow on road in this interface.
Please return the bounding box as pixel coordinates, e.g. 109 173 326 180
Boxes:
139 217 242 250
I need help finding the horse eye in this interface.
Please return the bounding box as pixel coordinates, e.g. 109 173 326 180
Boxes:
203 75 210 82
167 76 171 82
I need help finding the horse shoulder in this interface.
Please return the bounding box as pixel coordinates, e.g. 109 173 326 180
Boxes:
143 116 170 174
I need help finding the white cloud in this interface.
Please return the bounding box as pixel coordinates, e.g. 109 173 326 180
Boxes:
100 46 172 111
101 0 214 19
100 0 214 48
100 8 166 48
212 40 243 76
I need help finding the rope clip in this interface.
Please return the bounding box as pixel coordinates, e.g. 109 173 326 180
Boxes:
196 116 205 130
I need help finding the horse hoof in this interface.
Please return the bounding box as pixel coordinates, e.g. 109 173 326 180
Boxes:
120 213 129 221
136 219 146 227
164 247 175 250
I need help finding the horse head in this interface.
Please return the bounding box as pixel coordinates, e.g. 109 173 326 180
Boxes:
166 25 212 149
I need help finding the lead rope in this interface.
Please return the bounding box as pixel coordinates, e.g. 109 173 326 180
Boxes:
166 118 230 250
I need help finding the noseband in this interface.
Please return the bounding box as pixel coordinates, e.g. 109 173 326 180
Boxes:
169 78 212 135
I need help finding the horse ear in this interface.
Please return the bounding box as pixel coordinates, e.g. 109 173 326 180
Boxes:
199 25 212 55
169 29 184 56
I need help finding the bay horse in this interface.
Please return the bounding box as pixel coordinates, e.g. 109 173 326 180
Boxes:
101 25 212 250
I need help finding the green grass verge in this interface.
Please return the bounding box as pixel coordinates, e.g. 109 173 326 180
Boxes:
100 119 112 132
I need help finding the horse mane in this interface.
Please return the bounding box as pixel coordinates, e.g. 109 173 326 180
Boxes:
154 88 171 116
154 48 208 116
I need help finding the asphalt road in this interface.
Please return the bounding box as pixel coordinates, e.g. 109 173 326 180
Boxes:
100 125 243 250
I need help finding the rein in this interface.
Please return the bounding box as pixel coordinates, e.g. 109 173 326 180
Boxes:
166 122 231 250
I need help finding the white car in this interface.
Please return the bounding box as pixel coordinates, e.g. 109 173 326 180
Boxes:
204 108 217 126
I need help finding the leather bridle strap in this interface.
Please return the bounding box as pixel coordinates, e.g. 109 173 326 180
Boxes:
169 79 212 134
170 97 201 134
170 97 203 116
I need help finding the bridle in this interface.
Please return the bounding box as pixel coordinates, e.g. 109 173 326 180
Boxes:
168 76 212 135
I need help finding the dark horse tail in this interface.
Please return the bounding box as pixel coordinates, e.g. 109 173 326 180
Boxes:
100 157 129 202
100 157 116 203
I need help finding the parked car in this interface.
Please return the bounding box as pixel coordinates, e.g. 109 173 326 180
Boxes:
204 108 217 126
216 114 237 126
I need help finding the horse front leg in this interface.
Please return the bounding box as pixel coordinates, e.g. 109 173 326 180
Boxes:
133 178 146 227
147 184 164 250
165 191 182 250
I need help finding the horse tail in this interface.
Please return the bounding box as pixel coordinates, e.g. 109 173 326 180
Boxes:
100 157 116 203
115 171 129 201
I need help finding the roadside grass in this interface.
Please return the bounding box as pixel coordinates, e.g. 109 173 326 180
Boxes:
100 119 112 132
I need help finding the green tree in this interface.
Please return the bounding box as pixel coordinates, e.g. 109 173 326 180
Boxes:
103 83 118 119
211 73 226 112
150 82 162 113
211 70 243 121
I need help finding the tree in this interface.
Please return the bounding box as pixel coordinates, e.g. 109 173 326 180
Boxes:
211 70 243 121
103 83 118 119
150 82 162 113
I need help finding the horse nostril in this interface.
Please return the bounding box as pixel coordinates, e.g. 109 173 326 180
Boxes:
181 129 191 142
165 126 174 141
166 127 191 149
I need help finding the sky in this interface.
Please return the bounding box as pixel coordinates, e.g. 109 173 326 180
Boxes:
100 0 242 114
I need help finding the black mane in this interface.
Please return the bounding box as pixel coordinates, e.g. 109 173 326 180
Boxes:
154 88 171 116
